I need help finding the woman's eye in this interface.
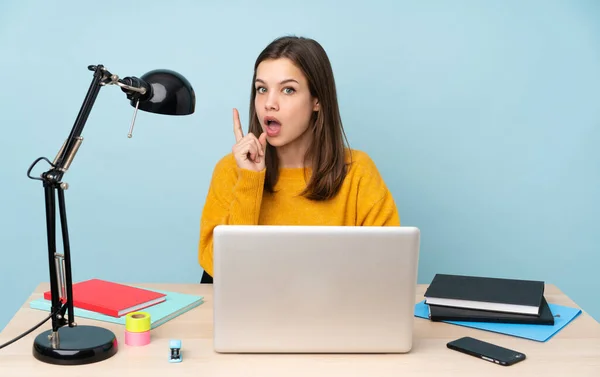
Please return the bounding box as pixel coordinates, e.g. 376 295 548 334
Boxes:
283 87 295 94
256 87 266 93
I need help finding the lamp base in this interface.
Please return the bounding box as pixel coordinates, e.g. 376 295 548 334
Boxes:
33 325 118 365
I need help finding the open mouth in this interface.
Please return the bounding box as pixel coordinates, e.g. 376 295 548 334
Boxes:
264 116 281 136
265 116 281 126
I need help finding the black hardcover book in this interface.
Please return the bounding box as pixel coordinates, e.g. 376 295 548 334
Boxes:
428 296 554 325
424 274 545 315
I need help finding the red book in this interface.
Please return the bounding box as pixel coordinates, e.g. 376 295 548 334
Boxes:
43 278 167 317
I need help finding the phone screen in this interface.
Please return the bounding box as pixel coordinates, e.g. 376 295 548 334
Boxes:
447 337 525 366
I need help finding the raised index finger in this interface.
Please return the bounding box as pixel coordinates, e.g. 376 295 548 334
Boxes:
233 108 244 142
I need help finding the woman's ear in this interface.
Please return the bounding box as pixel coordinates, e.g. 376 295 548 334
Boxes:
313 98 319 111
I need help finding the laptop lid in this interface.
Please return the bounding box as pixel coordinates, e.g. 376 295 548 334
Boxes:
212 225 420 353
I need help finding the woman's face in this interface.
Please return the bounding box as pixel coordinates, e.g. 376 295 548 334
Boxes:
254 58 319 150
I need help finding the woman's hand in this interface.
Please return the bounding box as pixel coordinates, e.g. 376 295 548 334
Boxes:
231 108 267 172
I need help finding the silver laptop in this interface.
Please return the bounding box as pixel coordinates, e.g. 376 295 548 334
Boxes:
212 225 420 353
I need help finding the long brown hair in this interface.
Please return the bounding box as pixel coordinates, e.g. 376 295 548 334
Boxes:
248 36 351 201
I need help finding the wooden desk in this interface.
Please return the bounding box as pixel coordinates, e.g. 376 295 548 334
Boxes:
1 283 599 376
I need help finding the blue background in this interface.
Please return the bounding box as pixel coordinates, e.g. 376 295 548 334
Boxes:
1 0 599 332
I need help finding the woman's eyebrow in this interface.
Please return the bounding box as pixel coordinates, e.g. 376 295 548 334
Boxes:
255 78 299 85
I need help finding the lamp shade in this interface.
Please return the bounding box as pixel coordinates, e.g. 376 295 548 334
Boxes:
133 69 195 115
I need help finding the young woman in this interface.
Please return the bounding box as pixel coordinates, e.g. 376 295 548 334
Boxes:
198 36 400 282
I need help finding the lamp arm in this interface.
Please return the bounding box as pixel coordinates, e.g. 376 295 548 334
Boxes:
48 65 109 182
27 65 110 341
28 64 137 343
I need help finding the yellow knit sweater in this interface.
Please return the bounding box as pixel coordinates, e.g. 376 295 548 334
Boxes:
197 149 400 277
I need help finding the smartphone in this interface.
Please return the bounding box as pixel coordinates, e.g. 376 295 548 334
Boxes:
447 337 526 366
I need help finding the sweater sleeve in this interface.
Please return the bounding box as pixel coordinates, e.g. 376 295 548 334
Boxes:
198 155 265 276
355 153 401 226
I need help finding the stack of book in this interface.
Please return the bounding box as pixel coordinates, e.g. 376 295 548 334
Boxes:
423 274 554 325
35 278 205 329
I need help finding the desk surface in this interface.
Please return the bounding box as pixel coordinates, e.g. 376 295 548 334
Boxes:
1 283 599 376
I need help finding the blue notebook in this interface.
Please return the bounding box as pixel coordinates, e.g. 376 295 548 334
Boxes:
29 288 203 329
414 300 581 342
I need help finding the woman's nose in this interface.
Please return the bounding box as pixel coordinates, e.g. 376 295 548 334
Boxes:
265 93 279 110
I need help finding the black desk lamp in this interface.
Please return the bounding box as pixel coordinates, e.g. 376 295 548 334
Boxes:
25 64 195 365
